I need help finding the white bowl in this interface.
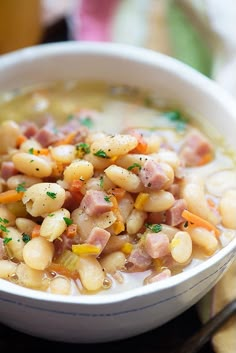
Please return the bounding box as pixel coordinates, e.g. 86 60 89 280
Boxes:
1 41 236 344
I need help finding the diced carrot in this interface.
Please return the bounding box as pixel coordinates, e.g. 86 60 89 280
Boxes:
109 187 126 200
128 129 148 154
33 148 49 156
69 179 84 193
197 152 213 166
181 209 220 237
0 190 24 203
47 263 80 280
51 162 65 178
31 224 41 238
121 242 133 255
109 195 125 235
66 224 77 238
16 135 27 147
53 132 76 146
207 198 216 208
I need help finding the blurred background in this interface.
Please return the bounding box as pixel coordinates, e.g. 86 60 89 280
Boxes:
0 1 236 352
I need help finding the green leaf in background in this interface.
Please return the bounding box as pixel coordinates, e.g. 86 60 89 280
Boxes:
166 0 213 77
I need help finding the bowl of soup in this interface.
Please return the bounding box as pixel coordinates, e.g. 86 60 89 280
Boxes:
0 41 236 343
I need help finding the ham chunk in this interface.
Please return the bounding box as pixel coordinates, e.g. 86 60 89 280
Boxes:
21 122 38 138
80 190 113 216
179 131 213 167
34 127 60 147
1 161 18 180
144 232 170 258
127 246 152 271
139 159 169 189
165 199 187 226
87 227 111 255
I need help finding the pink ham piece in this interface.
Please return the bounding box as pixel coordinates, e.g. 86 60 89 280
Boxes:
148 269 171 283
20 122 38 138
139 159 169 189
165 199 187 226
179 130 213 167
34 127 61 147
144 232 170 258
80 190 113 216
87 226 111 255
1 161 18 180
127 246 152 271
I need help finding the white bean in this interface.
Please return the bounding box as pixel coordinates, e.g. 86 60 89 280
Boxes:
206 170 236 197
0 260 17 279
49 276 71 295
126 209 147 234
136 191 175 212
100 251 126 274
115 154 152 171
63 159 94 184
170 231 192 263
51 144 76 164
118 193 134 222
0 120 21 154
220 189 236 229
76 255 105 291
0 205 16 226
3 227 24 261
7 174 42 190
20 139 42 152
105 165 143 192
40 208 70 241
22 182 66 217
189 227 219 255
16 263 46 289
23 236 54 270
12 152 52 178
91 134 138 157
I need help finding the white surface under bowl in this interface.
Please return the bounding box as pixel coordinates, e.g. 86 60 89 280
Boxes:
1 41 236 343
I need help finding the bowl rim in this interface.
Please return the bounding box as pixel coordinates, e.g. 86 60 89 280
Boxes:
1 41 236 305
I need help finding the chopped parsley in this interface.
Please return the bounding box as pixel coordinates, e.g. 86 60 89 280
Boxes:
67 114 74 121
94 149 110 159
16 182 26 193
0 217 9 224
80 116 94 129
104 195 111 203
0 224 9 233
145 223 162 233
46 191 57 199
22 233 31 243
28 147 34 154
63 217 73 226
163 110 188 132
99 176 104 189
76 142 90 154
48 213 55 217
127 163 142 171
3 237 12 244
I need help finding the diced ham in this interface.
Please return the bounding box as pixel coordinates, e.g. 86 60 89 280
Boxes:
179 130 213 167
144 232 170 258
80 190 113 216
167 183 180 198
87 226 111 255
53 233 80 259
148 269 171 283
0 238 6 259
63 190 83 212
20 122 39 138
139 159 169 189
127 246 152 271
1 161 18 180
165 199 187 226
147 211 165 224
34 127 61 147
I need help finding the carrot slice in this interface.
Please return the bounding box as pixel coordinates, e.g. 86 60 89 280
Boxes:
182 209 220 237
53 132 76 146
31 224 41 238
16 135 27 147
66 224 77 238
48 263 80 280
128 129 148 154
109 187 126 200
0 190 24 203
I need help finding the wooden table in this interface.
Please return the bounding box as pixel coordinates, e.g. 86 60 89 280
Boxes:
0 305 214 352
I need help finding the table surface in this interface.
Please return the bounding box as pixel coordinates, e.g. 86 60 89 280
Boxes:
0 19 215 353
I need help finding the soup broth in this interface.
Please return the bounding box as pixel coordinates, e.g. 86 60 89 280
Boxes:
0 81 235 295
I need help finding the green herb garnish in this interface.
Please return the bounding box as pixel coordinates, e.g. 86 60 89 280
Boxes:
28 147 34 154
16 182 26 193
99 176 104 189
145 223 162 233
104 195 111 203
22 233 31 243
48 213 55 217
67 114 74 121
164 110 188 132
80 116 93 129
94 149 110 159
3 237 12 244
0 218 9 224
46 191 57 199
63 217 73 226
127 163 142 171
0 224 9 233
76 142 90 154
